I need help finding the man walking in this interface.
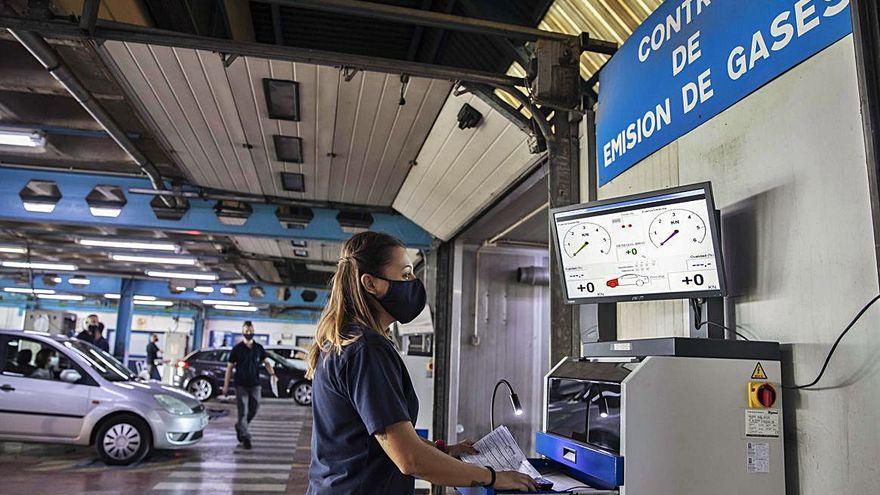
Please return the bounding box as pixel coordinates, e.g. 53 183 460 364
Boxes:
146 334 162 380
75 314 99 343
222 322 277 450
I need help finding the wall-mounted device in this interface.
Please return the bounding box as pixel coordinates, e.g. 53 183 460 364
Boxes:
550 182 726 304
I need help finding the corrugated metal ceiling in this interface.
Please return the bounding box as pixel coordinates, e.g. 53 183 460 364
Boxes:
100 40 452 206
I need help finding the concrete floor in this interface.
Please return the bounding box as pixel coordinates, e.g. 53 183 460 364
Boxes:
0 398 313 495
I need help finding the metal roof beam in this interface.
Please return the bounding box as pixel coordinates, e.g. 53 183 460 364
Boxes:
0 166 434 248
271 0 573 42
0 14 523 88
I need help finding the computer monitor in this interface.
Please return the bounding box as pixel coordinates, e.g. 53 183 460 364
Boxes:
550 182 726 304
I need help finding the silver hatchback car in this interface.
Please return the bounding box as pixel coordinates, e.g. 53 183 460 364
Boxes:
0 329 208 465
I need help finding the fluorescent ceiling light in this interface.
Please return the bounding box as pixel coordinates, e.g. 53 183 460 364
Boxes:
48 276 62 284
37 293 84 301
2 261 77 271
22 202 57 213
111 254 197 265
77 239 178 251
134 300 173 307
4 287 55 295
134 295 156 301
104 293 120 299
68 277 90 285
0 129 45 147
213 304 258 312
226 278 248 285
193 286 214 294
202 299 249 306
220 287 236 295
146 270 218 281
0 245 26 254
174 286 187 292
89 207 123 218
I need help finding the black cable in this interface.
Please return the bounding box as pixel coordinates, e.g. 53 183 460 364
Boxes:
784 294 880 390
695 320 750 341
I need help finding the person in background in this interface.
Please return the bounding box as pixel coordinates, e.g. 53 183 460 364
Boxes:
93 323 109 353
31 348 57 379
146 334 162 380
75 314 99 343
222 321 277 450
15 349 36 376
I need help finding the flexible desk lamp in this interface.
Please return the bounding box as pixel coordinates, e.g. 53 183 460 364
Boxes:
490 379 523 430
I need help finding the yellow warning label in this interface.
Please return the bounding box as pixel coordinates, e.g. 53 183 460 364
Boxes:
751 362 768 380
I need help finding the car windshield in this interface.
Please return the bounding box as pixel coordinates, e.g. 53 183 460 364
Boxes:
64 339 135 382
267 350 306 371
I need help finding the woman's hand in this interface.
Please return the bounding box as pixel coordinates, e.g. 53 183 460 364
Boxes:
494 470 539 491
446 439 478 458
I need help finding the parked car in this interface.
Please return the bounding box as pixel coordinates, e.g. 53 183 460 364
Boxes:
174 346 312 406
0 329 208 465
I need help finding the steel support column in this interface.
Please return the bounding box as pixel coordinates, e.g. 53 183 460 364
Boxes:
851 0 880 287
192 308 206 352
113 278 135 365
430 241 455 495
548 111 580 363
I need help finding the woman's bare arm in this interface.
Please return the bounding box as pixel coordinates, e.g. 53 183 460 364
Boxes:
375 421 537 491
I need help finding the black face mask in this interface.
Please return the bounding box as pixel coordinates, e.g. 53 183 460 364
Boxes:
242 333 254 341
370 274 427 324
88 324 99 333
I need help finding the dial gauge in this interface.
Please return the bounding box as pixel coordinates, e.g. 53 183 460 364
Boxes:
648 209 706 249
563 223 612 260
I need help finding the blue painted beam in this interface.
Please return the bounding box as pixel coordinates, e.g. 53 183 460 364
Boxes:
0 276 329 308
0 166 434 248
113 279 134 364
192 309 205 351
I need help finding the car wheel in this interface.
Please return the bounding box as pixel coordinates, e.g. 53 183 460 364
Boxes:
188 377 214 401
95 414 151 466
291 381 312 406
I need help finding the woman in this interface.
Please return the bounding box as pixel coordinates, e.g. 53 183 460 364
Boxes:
307 232 538 494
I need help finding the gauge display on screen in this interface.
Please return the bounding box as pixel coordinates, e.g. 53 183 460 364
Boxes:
551 183 725 303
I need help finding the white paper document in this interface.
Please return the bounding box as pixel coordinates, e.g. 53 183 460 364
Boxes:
270 375 279 397
460 426 542 478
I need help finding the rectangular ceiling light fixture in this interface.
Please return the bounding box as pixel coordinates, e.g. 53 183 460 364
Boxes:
68 277 91 285
0 129 46 147
146 270 218 281
273 135 303 163
202 299 249 306
213 304 259 312
193 286 215 293
290 240 307 248
263 79 300 121
0 245 26 254
133 295 156 301
110 254 197 265
134 300 174 307
78 238 178 251
37 293 84 301
4 287 56 295
280 172 306 192
2 261 77 271
293 249 309 258
104 293 120 299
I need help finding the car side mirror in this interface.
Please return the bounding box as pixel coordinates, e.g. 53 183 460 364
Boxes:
60 369 82 383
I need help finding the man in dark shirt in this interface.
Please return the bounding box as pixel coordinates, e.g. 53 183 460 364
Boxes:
93 323 109 353
146 334 161 380
75 314 99 343
222 322 277 450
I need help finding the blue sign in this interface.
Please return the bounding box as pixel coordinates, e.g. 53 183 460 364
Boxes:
596 0 853 185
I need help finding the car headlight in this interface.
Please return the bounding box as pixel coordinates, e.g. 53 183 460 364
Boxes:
154 394 193 415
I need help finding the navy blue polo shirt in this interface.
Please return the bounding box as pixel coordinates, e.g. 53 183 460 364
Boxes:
307 325 419 495
228 341 267 387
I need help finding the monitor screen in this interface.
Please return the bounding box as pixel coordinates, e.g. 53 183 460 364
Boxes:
550 182 726 303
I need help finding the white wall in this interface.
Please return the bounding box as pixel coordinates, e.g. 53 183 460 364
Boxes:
591 35 879 493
